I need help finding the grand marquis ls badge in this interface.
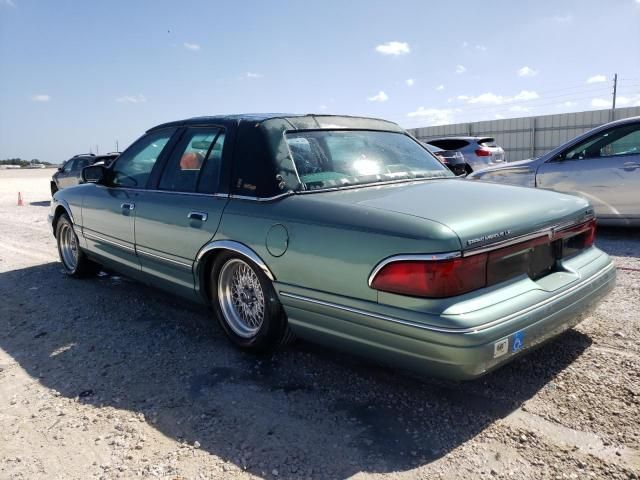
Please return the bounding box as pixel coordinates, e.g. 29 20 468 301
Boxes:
467 230 512 246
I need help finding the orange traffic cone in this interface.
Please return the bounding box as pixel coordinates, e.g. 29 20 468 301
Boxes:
17 192 23 206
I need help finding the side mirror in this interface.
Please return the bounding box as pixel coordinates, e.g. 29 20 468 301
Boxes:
82 164 106 184
57 166 64 172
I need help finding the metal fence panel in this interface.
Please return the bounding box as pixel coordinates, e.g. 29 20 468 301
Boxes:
409 106 640 162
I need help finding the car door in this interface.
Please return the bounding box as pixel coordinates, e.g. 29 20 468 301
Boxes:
536 122 640 220
133 126 230 299
81 128 177 278
57 159 76 188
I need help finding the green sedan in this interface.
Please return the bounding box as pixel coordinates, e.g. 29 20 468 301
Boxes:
48 114 616 379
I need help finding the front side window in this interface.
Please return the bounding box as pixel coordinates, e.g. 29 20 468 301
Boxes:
158 128 225 193
62 160 75 173
563 124 640 160
286 130 451 191
110 130 174 188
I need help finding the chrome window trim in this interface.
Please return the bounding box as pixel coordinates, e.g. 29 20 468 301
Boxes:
367 252 462 287
229 192 294 202
137 248 192 269
280 261 614 335
83 231 135 253
96 184 229 198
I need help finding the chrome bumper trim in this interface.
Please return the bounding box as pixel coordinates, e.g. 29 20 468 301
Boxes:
137 248 192 270
83 231 135 253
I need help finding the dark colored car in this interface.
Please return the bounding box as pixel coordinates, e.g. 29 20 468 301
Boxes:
424 143 469 175
426 137 505 173
51 153 120 195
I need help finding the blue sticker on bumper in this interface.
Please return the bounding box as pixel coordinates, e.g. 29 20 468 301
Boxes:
512 331 525 352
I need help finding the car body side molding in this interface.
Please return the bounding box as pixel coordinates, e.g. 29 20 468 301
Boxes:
193 239 276 299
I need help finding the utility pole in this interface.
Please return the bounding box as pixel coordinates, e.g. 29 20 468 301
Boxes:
612 73 618 112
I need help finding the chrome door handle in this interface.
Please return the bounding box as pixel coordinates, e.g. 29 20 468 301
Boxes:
121 202 135 211
188 211 208 222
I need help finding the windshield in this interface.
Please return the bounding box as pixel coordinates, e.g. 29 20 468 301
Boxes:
285 130 452 191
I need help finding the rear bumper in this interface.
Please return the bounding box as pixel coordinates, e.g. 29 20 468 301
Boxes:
279 249 616 380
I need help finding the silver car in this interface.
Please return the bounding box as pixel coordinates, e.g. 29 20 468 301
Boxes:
426 136 505 172
468 116 640 226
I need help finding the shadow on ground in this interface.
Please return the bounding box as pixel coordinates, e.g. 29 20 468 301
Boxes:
0 263 593 478
29 200 51 207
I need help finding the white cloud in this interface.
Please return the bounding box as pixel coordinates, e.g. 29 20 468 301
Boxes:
436 84 445 91
31 94 50 102
375 41 410 56
591 98 610 108
455 64 466 74
183 42 201 51
514 90 539 101
586 74 607 84
318 104 328 111
245 72 263 78
1 0 15 6
509 105 531 113
116 94 146 103
406 107 454 126
615 94 640 107
562 101 578 107
367 91 389 102
405 78 415 87
475 44 487 52
517 66 538 77
494 114 505 120
552 14 573 23
456 90 539 105
462 41 469 48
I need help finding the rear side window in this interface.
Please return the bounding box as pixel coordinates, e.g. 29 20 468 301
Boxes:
428 139 469 150
74 158 93 170
158 128 225 193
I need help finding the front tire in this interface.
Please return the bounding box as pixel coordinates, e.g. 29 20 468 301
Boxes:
55 214 97 277
210 252 292 352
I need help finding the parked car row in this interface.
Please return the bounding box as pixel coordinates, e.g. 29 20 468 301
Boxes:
467 116 640 226
49 113 616 380
51 152 119 195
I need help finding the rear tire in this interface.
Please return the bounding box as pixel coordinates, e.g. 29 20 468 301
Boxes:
55 214 98 277
210 252 293 352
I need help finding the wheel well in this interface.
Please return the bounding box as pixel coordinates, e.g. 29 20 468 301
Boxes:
52 206 69 236
196 244 275 303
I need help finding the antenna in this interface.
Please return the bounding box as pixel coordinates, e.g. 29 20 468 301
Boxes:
612 73 617 112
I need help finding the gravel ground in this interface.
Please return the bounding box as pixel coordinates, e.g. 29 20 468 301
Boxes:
1 169 639 480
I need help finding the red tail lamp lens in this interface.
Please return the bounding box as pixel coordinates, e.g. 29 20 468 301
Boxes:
475 148 492 157
371 255 487 298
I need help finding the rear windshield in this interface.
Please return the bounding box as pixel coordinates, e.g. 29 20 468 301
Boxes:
428 139 469 150
286 130 451 191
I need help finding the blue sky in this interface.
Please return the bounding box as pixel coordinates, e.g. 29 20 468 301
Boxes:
1 0 639 162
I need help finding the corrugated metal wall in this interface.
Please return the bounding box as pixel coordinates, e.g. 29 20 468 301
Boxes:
408 106 640 162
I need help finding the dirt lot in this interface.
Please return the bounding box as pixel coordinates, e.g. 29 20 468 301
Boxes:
0 169 639 480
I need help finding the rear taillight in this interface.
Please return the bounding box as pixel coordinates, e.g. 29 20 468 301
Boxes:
475 148 492 157
370 255 487 298
370 219 596 298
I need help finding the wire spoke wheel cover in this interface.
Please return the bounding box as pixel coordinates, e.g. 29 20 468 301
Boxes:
58 223 79 271
218 258 266 338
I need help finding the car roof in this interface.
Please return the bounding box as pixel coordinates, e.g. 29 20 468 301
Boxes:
147 113 403 133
